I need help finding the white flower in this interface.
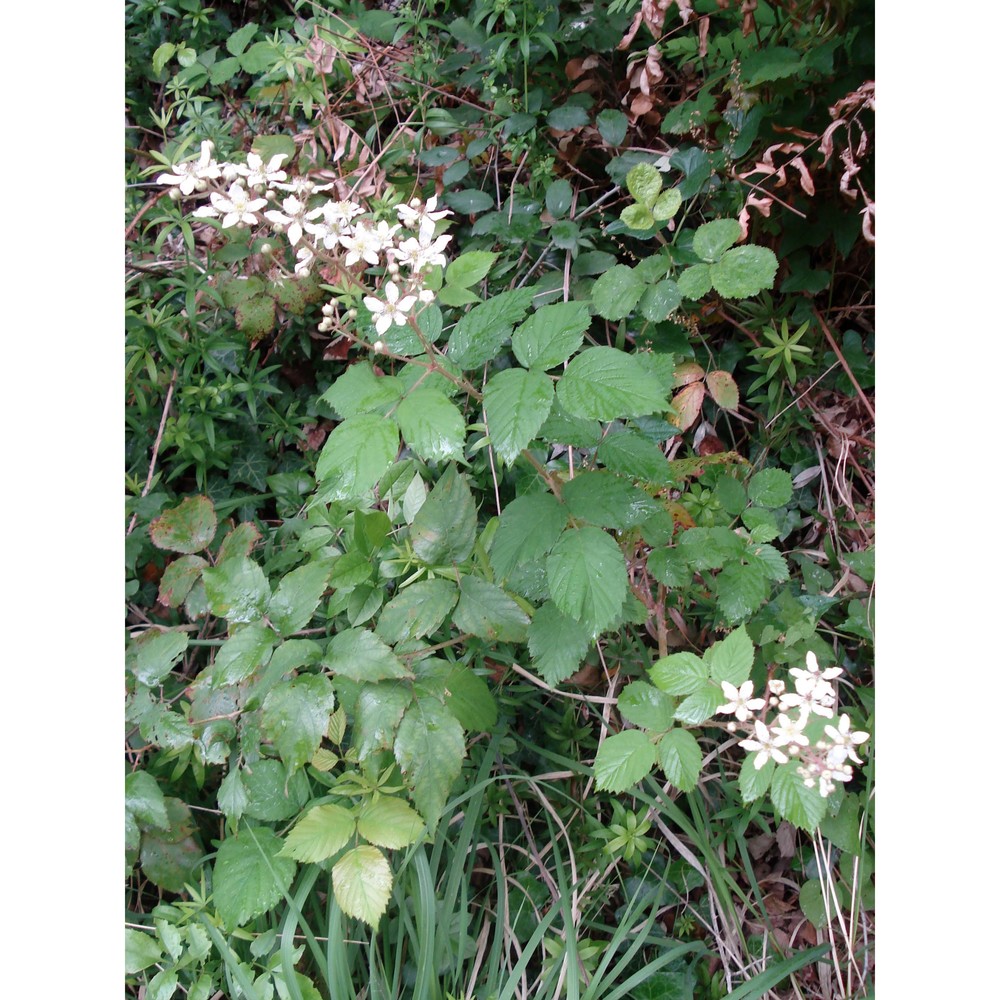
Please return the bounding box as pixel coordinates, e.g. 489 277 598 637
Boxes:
767 678 786 696
394 231 452 273
823 714 869 766
273 176 335 197
237 151 288 190
363 281 417 335
396 195 452 231
770 712 810 748
716 681 765 722
203 183 268 228
263 195 314 246
739 720 789 770
294 245 315 276
341 219 399 266
155 140 221 195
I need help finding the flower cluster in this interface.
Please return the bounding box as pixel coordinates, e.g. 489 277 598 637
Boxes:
716 652 870 798
155 141 453 341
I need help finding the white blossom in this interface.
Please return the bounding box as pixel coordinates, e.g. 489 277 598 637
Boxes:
396 195 451 232
716 680 766 722
739 720 789 770
237 151 288 190
363 281 417 335
201 183 268 228
823 714 869 766
263 195 317 246
155 140 221 195
394 230 452 273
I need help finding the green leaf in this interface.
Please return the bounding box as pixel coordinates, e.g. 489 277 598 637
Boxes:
562 471 660 530
626 163 663 206
138 798 202 893
439 663 497 731
357 797 425 850
126 771 169 831
262 674 335 774
217 770 248 823
593 730 656 793
748 542 790 583
212 622 275 686
444 188 497 214
646 548 690 588
217 522 262 563
410 464 477 565
213 827 296 929
742 46 802 86
545 178 574 218
528 600 591 685
376 579 458 643
548 105 589 130
590 265 646 321
320 363 403 418
673 680 725 725
739 754 774 802
692 219 742 262
819 793 862 854
710 246 778 298
453 576 530 642
546 526 627 636
676 526 743 570
676 264 713 299
157 555 207 608
418 145 460 167
742 507 779 542
132 630 189 686
770 763 827 830
330 845 393 927
323 628 413 682
618 681 675 732
395 697 466 832
226 22 258 56
267 560 333 637
483 367 554 466
209 55 241 85
715 560 769 624
638 280 682 323
447 288 534 368
558 347 665 421
596 432 672 486
620 204 654 230
704 625 754 686
280 803 355 863
648 652 707 695
203 557 270 624
315 415 399 502
652 188 682 221
511 300 591 370
657 729 703 792
596 109 628 146
446 250 498 288
125 929 163 975
239 40 277 74
396 387 466 462
149 496 217 554
242 759 310 822
670 146 711 199
354 683 413 758
705 369 739 411
748 468 793 508
151 43 176 76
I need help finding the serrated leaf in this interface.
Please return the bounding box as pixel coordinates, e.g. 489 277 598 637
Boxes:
621 203 654 230
202 557 270 624
711 246 778 298
748 468 793 508
596 432 672 486
593 730 656 792
354 684 413 758
739 754 774 802
618 681 675 732
453 576 530 642
669 382 705 432
125 929 163 975
527 600 591 685
742 507 779 541
692 219 743 262
562 471 660 530
132 630 189 686
596 109 628 146
217 770 249 823
323 628 412 682
626 162 663 206
770 763 828 829
217 522 261 562
638 280 682 322
213 827 296 929
704 625 754 686
676 264 713 299
267 560 333 637
157 555 207 608
546 526 627 636
483 367 554 466
676 526 744 570
375 578 458 643
749 542 790 583
331 845 393 927
590 265 646 321
558 347 665 421
126 771 169 831
396 387 466 462
673 680 725 725
149 496 217 554
212 622 275 686
705 370 739 411
395 698 465 832
649 652 707 695
657 729 703 792
320 363 404 418
715 559 769 624
448 288 533 368
410 463 477 565
652 188 682 221
511 300 591 370
357 797 425 850
242 759 309 822
280 803 355 863
439 663 497 730
262 674 336 774
315 415 399 502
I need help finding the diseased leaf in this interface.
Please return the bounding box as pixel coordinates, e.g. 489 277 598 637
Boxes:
593 730 656 793
213 827 296 929
669 382 705 432
705 370 739 411
157 555 207 608
149 496 217 554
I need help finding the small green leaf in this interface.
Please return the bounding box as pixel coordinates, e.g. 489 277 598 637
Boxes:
649 652 707 695
596 432 672 486
226 22 258 56
770 763 827 829
439 663 497 731
692 219 743 262
448 288 534 368
323 628 413 682
546 526 627 636
453 577 530 642
596 109 628 146
267 560 333 637
593 730 656 793
126 929 163 974
545 178 574 218
676 264 713 300
657 729 703 792
320 363 403 418
217 769 248 823
242 759 309 822
315 415 399 502
410 464 477 565
446 250 498 288
748 468 793 508
375 579 458 643
651 188 682 221
152 42 176 76
511 300 591 370
444 188 496 214
212 622 275 686
483 367 554 466
330 845 393 927
357 797 425 850
354 684 413 758
213 827 296 929
126 771 169 831
739 754 774 802
149 496 217 554
558 347 665 421
620 204 654 230
528 600 591 685
203 557 270 624
626 162 663 206
280 803 355 863
638 280 682 323
715 560 769 624
704 625 754 686
618 681 675 732
396 387 466 462
548 105 589 130
673 680 724 725
132 630 189 686
710 245 778 298
262 674 336 774
590 265 646 321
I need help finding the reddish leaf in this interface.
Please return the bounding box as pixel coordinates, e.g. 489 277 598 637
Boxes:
705 370 739 411
672 361 705 387
670 382 705 432
149 496 217 555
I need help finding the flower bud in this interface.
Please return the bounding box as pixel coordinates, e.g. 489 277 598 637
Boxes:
322 303 335 317
373 340 385 353
260 243 273 256
169 187 182 201
346 308 357 320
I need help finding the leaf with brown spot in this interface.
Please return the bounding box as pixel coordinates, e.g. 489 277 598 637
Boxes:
670 382 705 431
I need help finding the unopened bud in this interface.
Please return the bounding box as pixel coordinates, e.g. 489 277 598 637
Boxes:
346 308 357 320
373 340 385 353
322 303 335 317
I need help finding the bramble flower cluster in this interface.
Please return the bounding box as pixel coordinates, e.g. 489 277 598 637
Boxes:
716 651 870 798
155 141 453 341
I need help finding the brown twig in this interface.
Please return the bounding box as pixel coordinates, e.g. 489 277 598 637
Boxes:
812 306 875 423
